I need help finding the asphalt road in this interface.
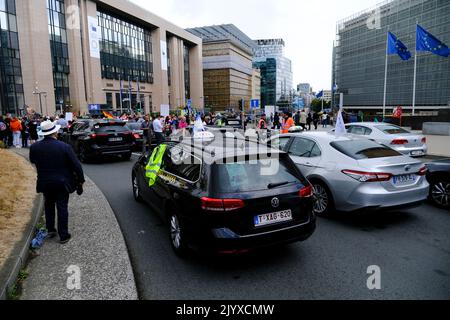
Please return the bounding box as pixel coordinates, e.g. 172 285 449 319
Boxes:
83 155 450 300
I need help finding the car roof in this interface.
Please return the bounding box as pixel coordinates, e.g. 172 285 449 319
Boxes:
346 122 398 127
278 131 366 143
175 137 284 162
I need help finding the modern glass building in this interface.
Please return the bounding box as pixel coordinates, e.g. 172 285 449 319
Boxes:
333 0 450 112
253 39 293 107
0 0 203 116
0 0 24 115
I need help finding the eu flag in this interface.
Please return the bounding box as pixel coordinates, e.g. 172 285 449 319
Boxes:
316 90 323 99
416 25 450 58
387 32 411 61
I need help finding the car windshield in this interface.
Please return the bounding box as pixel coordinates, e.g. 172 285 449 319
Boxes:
211 155 306 193
375 125 409 135
126 123 142 130
330 140 401 160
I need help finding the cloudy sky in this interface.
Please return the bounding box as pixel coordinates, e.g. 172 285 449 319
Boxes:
130 0 381 92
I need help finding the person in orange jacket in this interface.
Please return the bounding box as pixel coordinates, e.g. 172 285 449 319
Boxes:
10 117 22 148
281 113 294 134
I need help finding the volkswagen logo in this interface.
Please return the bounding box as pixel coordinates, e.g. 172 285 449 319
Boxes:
271 197 280 208
405 165 411 172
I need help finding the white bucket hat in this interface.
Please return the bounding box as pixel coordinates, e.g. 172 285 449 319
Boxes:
38 120 61 136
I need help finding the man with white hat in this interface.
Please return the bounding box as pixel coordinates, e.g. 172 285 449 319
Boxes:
30 120 85 244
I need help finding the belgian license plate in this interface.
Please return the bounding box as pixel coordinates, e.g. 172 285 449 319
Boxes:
254 210 293 228
109 137 123 142
393 174 416 185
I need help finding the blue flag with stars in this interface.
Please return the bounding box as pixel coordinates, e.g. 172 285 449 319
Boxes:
416 25 450 58
387 32 411 61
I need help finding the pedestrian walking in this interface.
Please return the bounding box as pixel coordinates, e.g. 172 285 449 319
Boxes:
21 116 29 148
153 116 164 144
300 110 307 131
313 112 319 130
10 116 22 148
30 120 85 244
307 113 313 131
273 112 280 130
322 112 328 128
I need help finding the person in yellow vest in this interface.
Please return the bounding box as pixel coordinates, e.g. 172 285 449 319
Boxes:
145 144 167 187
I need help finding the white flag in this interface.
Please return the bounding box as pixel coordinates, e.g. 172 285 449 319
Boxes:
193 113 205 133
335 109 347 137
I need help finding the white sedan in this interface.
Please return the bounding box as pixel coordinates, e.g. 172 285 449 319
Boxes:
344 122 427 157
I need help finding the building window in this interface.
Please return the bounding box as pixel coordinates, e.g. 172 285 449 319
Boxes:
183 44 190 100
97 10 153 84
105 92 113 110
47 0 70 112
0 0 23 115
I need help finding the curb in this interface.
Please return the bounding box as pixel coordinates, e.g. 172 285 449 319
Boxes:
0 194 43 300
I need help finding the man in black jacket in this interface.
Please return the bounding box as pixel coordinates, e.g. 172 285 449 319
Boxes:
30 120 85 244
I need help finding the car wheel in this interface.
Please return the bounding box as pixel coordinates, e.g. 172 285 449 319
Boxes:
430 179 450 209
312 181 334 216
132 174 143 202
78 144 89 163
168 211 189 258
122 152 132 161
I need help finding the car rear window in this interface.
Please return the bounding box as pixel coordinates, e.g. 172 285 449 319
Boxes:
93 123 128 133
211 155 306 193
375 125 409 135
330 140 401 160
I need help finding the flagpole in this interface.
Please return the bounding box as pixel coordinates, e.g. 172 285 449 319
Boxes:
383 30 389 119
119 74 123 115
128 76 132 114
412 24 418 116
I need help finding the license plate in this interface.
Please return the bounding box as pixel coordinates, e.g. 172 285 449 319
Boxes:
109 137 123 142
393 174 416 185
411 151 424 156
254 210 293 227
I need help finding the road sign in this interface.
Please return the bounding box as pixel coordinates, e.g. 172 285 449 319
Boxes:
250 99 259 108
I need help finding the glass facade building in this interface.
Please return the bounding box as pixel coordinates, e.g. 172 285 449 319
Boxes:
333 0 450 110
253 39 293 106
97 10 154 84
0 0 24 115
47 0 70 112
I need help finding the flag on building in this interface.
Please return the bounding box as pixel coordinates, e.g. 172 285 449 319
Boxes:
387 32 412 61
416 24 450 58
102 111 114 119
316 90 323 99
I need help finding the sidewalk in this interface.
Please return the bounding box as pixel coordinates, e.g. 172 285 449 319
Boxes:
12 148 137 300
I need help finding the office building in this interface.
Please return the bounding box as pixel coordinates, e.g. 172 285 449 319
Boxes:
253 39 293 107
297 83 312 95
187 24 261 112
333 0 450 112
0 0 203 116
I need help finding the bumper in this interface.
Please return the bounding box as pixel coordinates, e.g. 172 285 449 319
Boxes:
336 180 429 212
185 216 316 254
90 144 134 156
395 145 428 157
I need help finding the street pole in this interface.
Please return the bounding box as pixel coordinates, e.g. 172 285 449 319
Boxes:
383 29 389 119
119 74 123 115
412 23 419 116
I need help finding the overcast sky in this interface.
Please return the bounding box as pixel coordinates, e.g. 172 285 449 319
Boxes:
130 0 381 92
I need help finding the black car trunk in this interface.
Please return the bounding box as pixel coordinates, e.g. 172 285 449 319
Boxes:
92 124 134 146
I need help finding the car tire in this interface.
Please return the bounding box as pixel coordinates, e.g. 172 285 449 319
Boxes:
311 180 335 216
132 174 143 202
429 178 450 210
122 152 132 161
78 144 89 163
168 209 189 258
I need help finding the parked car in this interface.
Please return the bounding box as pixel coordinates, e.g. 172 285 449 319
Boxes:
343 122 427 157
62 119 135 162
131 137 316 257
125 121 147 152
268 132 429 215
211 117 243 129
425 158 450 209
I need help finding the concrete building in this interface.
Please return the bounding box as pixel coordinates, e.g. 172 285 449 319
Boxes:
323 90 332 102
333 0 450 113
0 0 203 116
187 24 261 113
253 39 293 107
297 83 312 95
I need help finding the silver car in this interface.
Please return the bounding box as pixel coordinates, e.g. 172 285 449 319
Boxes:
344 122 427 157
269 132 429 215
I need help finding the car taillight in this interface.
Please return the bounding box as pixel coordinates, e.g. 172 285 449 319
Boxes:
342 170 392 182
133 134 140 139
201 198 245 212
391 139 408 145
89 133 108 139
417 166 427 176
299 185 313 198
421 137 427 144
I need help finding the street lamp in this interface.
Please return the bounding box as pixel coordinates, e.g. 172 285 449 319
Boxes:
32 83 47 115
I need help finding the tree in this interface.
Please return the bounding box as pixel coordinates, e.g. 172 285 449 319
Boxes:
311 99 331 112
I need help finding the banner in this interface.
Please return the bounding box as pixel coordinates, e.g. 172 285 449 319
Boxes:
88 16 100 59
161 41 168 71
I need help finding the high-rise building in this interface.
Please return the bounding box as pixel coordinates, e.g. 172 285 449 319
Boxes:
297 83 312 95
333 0 450 113
187 24 260 112
0 0 204 116
253 39 293 107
